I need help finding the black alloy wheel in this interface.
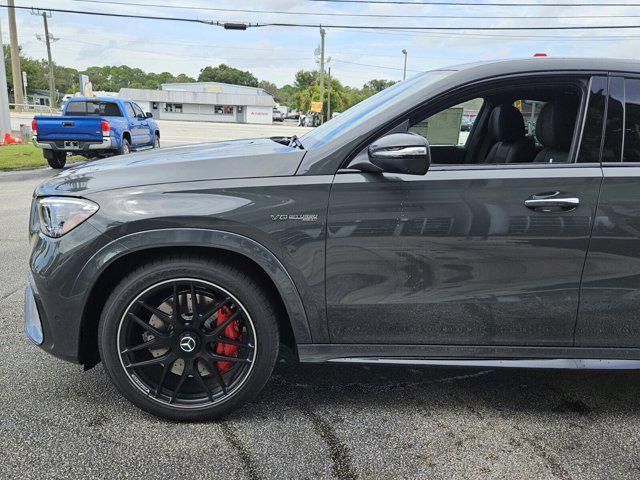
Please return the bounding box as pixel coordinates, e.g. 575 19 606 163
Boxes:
99 257 279 420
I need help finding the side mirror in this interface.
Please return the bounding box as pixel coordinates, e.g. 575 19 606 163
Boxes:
366 132 430 175
145 112 153 118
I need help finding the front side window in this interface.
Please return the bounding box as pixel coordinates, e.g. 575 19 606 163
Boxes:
405 79 583 166
125 103 136 117
132 103 144 117
410 99 483 146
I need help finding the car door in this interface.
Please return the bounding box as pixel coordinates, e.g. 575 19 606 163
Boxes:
132 102 151 145
123 102 140 145
576 75 640 348
325 76 606 347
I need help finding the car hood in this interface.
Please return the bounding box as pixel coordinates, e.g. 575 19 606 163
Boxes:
35 138 306 196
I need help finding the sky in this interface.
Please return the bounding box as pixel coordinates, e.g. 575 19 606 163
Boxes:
4 0 640 88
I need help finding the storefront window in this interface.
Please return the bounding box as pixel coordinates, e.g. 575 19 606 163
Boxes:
164 103 183 113
214 105 233 115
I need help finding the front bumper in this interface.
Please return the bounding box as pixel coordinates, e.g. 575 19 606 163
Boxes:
33 135 112 151
26 217 115 364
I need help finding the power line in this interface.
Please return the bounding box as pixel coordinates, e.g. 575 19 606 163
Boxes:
66 0 640 20
308 0 640 6
0 4 223 25
265 21 640 30
330 25 640 41
7 4 640 31
332 58 422 72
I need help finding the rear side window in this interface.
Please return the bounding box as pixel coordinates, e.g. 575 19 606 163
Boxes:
65 101 122 117
624 78 640 162
603 77 624 162
577 77 607 163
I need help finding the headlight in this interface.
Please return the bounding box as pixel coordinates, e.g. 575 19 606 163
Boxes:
37 197 99 238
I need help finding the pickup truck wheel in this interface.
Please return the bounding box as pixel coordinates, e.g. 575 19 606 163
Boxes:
98 256 279 421
153 134 160 149
43 150 66 169
117 138 130 155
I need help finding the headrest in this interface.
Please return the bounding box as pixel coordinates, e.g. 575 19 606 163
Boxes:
535 102 577 151
488 104 526 142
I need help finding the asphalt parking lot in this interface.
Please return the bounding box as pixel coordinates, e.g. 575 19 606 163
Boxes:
2 167 640 480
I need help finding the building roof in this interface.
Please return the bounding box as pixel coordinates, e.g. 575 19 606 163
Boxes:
161 82 268 96
118 88 275 107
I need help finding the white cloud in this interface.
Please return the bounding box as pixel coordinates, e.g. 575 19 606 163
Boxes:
4 0 640 88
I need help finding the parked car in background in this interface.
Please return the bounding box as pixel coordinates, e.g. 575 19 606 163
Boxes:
27 58 640 421
32 97 160 169
272 109 285 122
460 115 475 131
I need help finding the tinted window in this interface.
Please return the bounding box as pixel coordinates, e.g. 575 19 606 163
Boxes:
410 98 483 146
65 101 122 117
577 76 607 163
125 103 136 117
624 78 640 162
132 103 144 117
603 76 624 162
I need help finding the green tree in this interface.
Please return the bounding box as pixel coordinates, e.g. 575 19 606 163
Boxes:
258 80 278 100
197 64 258 86
363 79 396 93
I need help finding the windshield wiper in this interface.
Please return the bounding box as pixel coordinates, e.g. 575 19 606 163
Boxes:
288 135 304 150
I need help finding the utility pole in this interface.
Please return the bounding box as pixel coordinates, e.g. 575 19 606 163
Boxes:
0 19 13 136
318 27 325 124
327 67 331 121
7 0 24 106
42 12 56 108
402 49 408 81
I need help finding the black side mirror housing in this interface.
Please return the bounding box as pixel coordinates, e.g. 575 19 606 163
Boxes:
145 112 153 118
367 132 430 175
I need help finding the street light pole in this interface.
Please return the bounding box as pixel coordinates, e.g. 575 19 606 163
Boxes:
42 13 56 108
402 49 408 81
327 66 331 120
7 0 24 106
0 19 13 137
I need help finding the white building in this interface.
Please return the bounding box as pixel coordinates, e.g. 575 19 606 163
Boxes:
118 82 275 124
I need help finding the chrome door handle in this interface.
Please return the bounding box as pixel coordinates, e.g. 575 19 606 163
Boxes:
524 192 580 211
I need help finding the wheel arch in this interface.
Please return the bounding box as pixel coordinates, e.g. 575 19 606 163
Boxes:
77 229 313 367
122 130 132 144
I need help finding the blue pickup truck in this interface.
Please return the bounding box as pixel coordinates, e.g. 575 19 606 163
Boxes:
32 97 160 169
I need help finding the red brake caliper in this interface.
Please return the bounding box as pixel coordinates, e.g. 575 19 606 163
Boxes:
214 306 240 374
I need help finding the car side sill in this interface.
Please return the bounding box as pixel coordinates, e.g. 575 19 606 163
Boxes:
298 344 640 369
327 358 640 370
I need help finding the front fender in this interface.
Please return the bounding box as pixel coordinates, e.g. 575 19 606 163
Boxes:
73 228 313 344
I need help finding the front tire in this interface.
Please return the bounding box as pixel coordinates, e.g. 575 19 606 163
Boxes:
153 134 160 149
43 150 66 169
98 256 279 421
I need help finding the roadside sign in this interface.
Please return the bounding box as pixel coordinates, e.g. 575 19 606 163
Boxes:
310 101 322 113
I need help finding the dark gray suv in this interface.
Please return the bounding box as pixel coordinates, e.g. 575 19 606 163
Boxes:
25 58 640 420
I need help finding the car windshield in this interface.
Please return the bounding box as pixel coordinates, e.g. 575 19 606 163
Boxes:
65 101 122 117
300 69 455 148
